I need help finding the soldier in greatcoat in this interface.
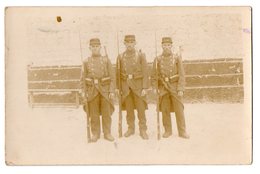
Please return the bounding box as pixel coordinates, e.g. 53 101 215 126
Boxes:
116 35 149 140
81 38 115 142
151 37 189 139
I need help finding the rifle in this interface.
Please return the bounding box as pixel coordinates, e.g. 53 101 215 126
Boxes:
116 31 123 138
78 26 91 143
155 32 161 140
103 45 112 116
179 46 183 58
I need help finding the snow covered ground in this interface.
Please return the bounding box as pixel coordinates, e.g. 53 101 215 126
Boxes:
6 103 251 165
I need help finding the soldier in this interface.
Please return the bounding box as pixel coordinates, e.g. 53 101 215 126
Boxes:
151 37 189 139
81 38 115 142
116 35 149 140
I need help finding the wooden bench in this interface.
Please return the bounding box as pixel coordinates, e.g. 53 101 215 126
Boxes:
27 58 244 107
27 65 82 108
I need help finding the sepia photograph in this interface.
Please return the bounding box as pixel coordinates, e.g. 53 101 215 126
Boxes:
5 6 252 165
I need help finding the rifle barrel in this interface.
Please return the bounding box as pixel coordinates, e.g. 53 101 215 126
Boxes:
78 20 91 143
117 31 123 138
155 31 161 140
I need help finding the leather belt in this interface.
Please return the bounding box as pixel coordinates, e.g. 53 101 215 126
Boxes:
85 77 111 85
161 75 179 82
121 73 143 80
128 74 133 79
93 79 99 84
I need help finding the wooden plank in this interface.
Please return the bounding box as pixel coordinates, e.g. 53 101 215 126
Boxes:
183 86 244 103
28 89 80 92
28 81 80 90
28 68 81 81
31 92 78 104
185 74 243 87
183 62 243 75
30 103 80 108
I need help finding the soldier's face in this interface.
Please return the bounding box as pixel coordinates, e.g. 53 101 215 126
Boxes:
89 45 101 55
162 43 173 52
124 41 136 51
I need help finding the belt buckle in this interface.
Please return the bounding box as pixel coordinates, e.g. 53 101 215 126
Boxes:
165 77 169 82
94 79 99 84
128 74 133 79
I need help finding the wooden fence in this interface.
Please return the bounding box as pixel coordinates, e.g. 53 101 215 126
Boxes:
27 58 243 107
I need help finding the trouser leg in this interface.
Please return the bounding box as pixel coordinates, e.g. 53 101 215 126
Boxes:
161 93 172 133
88 95 101 137
171 95 186 135
133 92 147 132
100 95 112 135
124 91 135 131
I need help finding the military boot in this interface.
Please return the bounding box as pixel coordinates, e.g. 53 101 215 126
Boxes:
140 130 149 140
91 134 100 143
104 133 115 142
124 129 135 137
162 131 172 138
179 132 190 139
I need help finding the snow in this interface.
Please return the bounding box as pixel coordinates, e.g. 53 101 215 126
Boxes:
6 103 251 165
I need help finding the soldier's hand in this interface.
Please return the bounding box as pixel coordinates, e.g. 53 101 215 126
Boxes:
141 89 147 96
178 91 184 97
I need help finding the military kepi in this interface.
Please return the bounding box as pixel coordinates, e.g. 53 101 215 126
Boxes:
162 37 173 44
89 38 101 46
124 35 136 42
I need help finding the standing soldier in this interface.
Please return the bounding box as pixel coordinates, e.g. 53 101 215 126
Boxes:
81 38 115 142
151 37 189 139
116 35 149 140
